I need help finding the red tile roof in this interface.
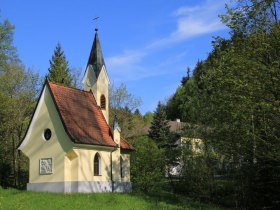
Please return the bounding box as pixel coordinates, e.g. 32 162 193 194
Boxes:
120 137 135 151
48 81 134 150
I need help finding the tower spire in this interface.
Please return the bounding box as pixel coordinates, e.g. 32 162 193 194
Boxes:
82 25 110 124
86 28 105 78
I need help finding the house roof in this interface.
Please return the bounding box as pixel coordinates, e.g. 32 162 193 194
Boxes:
141 120 186 135
86 29 105 78
48 81 134 150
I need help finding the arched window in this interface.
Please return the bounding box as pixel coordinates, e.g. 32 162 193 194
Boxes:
94 153 102 176
100 95 106 110
120 157 124 178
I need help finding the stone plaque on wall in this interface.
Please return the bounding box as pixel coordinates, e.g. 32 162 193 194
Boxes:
39 158 53 174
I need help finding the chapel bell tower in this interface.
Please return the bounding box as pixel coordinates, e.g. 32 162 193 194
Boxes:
82 29 110 123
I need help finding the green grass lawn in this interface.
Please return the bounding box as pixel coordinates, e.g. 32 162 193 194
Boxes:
0 188 226 210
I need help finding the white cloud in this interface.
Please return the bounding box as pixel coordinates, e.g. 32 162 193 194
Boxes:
107 0 227 81
107 50 146 67
149 0 227 48
173 6 201 16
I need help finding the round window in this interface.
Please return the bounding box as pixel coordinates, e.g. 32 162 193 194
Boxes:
44 129 52 141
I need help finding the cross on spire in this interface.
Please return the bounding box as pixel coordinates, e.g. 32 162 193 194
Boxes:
93 17 99 31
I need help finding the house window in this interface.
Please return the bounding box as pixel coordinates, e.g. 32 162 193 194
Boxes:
120 157 124 178
186 142 192 150
39 158 53 175
94 153 102 176
100 95 106 110
195 142 201 152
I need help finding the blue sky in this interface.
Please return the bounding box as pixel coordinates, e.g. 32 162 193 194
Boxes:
1 0 230 114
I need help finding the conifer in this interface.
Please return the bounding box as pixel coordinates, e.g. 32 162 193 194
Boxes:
48 43 73 86
148 102 170 145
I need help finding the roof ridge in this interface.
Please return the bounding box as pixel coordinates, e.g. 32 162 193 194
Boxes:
48 81 91 94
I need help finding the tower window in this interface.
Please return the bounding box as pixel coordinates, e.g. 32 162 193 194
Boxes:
100 95 106 110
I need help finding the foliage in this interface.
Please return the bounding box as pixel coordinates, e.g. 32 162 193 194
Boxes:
47 43 73 86
166 61 204 123
220 0 280 36
201 26 280 209
110 83 142 111
129 136 166 193
166 86 186 121
71 67 83 89
175 149 217 202
143 111 153 124
109 83 144 138
148 102 170 145
0 19 17 68
165 1 280 209
0 18 39 189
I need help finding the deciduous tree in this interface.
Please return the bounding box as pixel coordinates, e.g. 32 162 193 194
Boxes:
0 18 39 188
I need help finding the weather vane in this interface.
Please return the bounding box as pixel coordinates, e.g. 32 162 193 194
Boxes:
93 17 99 31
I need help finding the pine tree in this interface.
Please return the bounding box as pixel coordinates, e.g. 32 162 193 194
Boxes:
48 43 73 86
148 102 170 145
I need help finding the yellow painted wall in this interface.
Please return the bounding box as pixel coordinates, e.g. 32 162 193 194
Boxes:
80 149 108 181
20 84 131 185
95 67 109 124
65 150 78 181
180 137 204 153
20 86 73 183
83 66 96 92
112 148 121 182
82 66 109 124
64 147 131 182
121 154 131 182
83 66 109 124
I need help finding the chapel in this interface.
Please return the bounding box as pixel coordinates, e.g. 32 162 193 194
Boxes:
18 29 134 193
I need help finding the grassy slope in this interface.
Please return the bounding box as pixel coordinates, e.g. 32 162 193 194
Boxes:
0 188 225 210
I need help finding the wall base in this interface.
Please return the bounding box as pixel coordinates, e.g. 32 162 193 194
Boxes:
27 181 132 193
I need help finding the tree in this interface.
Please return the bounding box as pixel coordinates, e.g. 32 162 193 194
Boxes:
0 18 39 188
197 6 280 208
166 86 186 121
148 102 170 145
109 82 142 111
166 61 205 122
48 43 73 86
109 83 143 138
164 1 280 208
220 0 280 36
143 112 153 124
181 67 191 85
0 19 17 69
129 136 165 192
